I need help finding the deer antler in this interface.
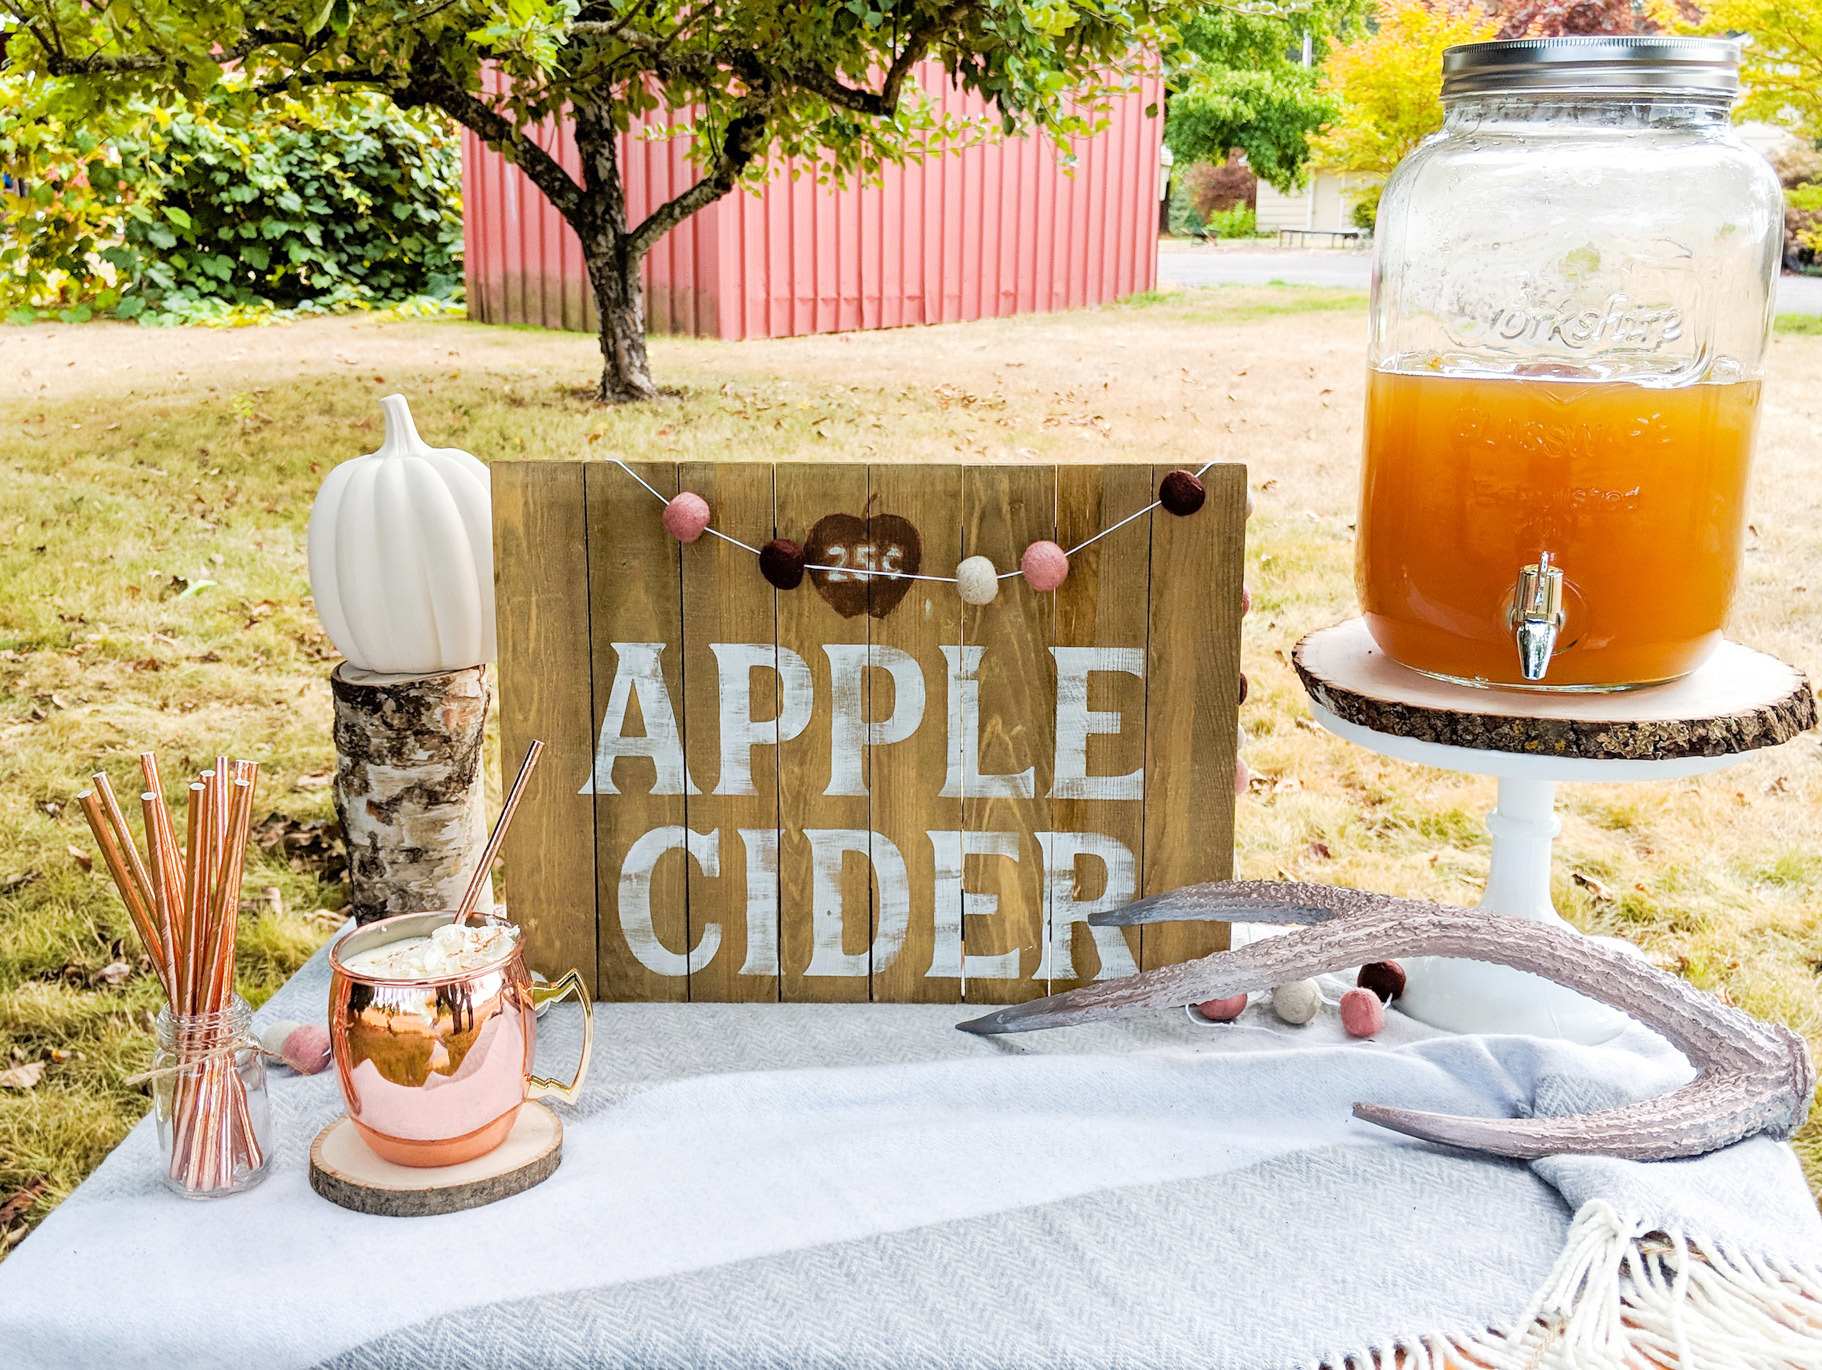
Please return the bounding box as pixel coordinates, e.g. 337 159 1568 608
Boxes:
956 881 1814 1162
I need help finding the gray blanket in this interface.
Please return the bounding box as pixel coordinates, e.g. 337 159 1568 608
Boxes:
1 945 1818 1369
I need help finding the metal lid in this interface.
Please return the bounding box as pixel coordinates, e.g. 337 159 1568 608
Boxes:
1441 36 1741 98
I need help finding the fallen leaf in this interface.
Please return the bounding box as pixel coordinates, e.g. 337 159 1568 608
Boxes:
291 771 332 791
1307 841 1332 860
1571 871 1613 901
67 845 94 874
130 657 164 672
2 869 40 894
0 1178 47 1227
0 1061 44 1090
94 959 132 986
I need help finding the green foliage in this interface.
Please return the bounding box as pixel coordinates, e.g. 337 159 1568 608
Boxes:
1350 181 1383 232
1308 0 1502 174
104 97 463 324
1204 205 1260 238
1165 0 1368 192
1 79 462 325
0 73 133 321
1697 0 1822 141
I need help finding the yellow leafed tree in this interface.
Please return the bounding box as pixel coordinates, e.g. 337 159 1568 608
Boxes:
1307 0 1503 174
1697 0 1822 138
1694 0 1822 251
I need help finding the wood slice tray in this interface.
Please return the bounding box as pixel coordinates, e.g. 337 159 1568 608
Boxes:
1294 619 1815 761
309 1101 562 1217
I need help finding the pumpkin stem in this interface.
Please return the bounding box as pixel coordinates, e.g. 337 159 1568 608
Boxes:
377 394 423 456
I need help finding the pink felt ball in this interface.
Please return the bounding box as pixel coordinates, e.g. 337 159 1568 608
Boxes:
1241 584 1252 616
281 1023 332 1074
1340 988 1386 1039
1198 993 1248 1022
662 492 712 542
1021 540 1069 591
1234 756 1251 796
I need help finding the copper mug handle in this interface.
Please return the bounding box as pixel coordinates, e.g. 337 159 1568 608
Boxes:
526 969 593 1105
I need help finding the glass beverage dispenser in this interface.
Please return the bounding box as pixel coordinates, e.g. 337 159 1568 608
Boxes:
1357 37 1782 690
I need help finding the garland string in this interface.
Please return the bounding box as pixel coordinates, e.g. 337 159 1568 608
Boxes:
610 457 1217 584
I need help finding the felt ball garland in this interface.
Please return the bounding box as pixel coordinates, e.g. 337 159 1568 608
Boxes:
618 460 1225 602
955 555 999 606
663 492 712 543
759 538 807 590
1158 469 1206 516
1020 540 1069 591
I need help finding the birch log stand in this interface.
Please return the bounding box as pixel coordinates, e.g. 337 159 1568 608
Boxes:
330 664 496 924
1293 619 1816 1043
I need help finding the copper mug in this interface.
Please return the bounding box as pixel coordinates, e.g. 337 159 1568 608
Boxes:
327 911 593 1167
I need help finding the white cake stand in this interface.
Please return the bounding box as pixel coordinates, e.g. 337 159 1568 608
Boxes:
1292 619 1814 1044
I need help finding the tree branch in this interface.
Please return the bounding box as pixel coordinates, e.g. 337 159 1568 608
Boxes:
251 67 391 96
784 0 975 117
400 67 585 224
625 86 773 260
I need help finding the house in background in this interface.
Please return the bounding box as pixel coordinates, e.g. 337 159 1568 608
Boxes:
1253 122 1801 241
461 67 1164 340
1254 169 1375 237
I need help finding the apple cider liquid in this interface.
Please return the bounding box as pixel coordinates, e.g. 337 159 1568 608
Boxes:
1356 367 1760 689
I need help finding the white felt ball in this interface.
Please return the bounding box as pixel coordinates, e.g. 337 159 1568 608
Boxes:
259 1020 303 1058
1272 979 1322 1025
956 556 1000 605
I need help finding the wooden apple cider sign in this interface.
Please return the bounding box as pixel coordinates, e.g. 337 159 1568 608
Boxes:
493 460 1246 1003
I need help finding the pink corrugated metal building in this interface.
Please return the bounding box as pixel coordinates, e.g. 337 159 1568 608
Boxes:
461 68 1163 339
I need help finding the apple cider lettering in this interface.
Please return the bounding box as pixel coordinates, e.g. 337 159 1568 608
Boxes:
584 641 1145 982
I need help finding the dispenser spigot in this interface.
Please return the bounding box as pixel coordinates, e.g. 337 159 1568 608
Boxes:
1512 553 1565 682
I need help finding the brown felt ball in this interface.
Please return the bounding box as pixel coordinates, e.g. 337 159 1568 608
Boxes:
1158 469 1206 516
759 539 806 590
1357 960 1407 1003
1238 671 1248 705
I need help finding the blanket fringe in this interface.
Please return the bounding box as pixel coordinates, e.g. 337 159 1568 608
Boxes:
1332 1201 1822 1370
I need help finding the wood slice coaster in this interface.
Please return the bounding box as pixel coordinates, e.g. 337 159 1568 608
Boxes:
1294 619 1816 761
309 1102 561 1217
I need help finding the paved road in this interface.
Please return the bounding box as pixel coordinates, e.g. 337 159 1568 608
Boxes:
1157 248 1822 315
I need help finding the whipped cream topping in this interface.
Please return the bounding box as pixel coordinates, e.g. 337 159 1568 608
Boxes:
340 922 519 980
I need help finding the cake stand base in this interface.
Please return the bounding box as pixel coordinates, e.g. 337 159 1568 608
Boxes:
1294 620 1813 1043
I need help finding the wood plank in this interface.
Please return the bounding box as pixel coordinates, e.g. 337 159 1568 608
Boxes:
1141 461 1248 970
678 462 780 1002
1047 464 1149 992
867 463 962 1002
775 462 873 1002
493 461 597 993
585 460 690 1002
960 465 1054 1004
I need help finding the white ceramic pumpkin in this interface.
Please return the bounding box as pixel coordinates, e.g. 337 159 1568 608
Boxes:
307 394 495 674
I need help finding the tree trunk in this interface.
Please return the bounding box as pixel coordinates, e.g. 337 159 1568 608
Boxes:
586 244 658 403
331 664 495 924
573 100 659 405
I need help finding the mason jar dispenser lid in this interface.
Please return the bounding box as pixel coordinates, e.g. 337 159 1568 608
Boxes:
1441 35 1741 98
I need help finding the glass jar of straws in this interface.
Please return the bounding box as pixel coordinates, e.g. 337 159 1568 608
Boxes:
151 993 272 1198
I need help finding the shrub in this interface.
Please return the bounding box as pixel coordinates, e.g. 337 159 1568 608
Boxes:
1204 205 1260 238
1770 147 1822 273
1181 156 1257 216
1 83 463 325
1350 181 1384 233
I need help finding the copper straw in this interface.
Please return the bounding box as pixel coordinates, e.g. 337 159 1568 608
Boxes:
77 791 170 997
458 739 545 924
84 754 264 1192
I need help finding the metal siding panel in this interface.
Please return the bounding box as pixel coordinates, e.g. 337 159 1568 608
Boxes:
461 59 1159 338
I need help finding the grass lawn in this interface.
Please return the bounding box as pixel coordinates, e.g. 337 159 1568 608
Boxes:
2 285 1821 1255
